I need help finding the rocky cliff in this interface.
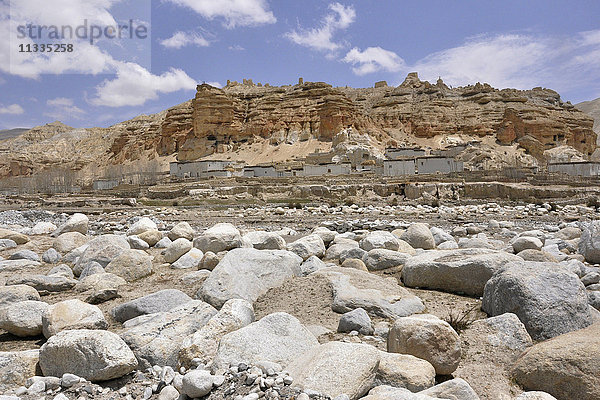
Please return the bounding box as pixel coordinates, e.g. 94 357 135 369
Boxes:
0 73 596 183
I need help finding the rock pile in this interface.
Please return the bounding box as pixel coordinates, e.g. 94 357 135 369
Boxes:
0 208 599 400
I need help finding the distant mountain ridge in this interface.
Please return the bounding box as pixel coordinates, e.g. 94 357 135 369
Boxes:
576 97 600 135
0 128 29 141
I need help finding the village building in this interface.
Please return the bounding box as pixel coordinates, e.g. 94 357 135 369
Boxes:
303 163 351 176
383 159 416 176
548 161 600 177
416 156 463 174
243 164 278 177
169 160 237 179
92 178 119 190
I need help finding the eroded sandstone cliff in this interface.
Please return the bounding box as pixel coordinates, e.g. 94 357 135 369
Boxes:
0 73 596 183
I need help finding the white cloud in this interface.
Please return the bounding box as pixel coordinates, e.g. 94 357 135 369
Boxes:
228 44 245 51
343 47 404 75
400 31 600 98
1 0 136 78
285 2 355 53
0 104 25 115
90 62 196 107
165 0 276 28
160 31 210 49
204 81 222 88
45 97 86 120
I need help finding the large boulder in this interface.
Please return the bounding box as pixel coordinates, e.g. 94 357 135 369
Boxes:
419 378 479 400
0 228 29 244
314 267 424 319
482 261 593 340
104 249 153 282
163 238 192 264
168 222 195 241
52 232 89 254
137 230 163 247
579 221 600 263
193 223 242 253
324 241 359 261
401 223 436 250
6 274 77 294
0 285 40 308
74 272 126 304
402 248 522 296
171 248 203 269
512 322 600 400
359 231 400 252
287 234 326 260
388 314 461 375
179 299 255 367
74 234 130 275
375 352 435 392
120 300 216 369
211 312 318 371
42 299 107 337
127 217 157 236
0 350 40 391
0 300 48 337
430 227 454 246
288 342 380 400
39 329 137 382
512 237 543 253
51 213 88 237
111 289 192 323
242 231 286 250
364 249 410 271
200 248 302 308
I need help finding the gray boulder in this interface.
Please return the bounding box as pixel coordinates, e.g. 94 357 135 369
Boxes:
242 231 286 250
51 213 88 237
401 223 436 250
42 248 62 264
120 300 216 369
6 274 77 294
0 300 48 337
0 350 40 391
0 285 40 308
9 250 40 262
388 314 461 375
104 249 153 282
288 234 326 260
430 227 454 246
579 220 600 263
212 312 318 371
288 341 380 400
363 249 410 271
359 231 400 252
200 248 302 308
179 299 255 367
74 234 130 275
482 261 593 340
163 238 192 264
512 237 544 253
419 378 479 400
127 217 157 236
171 248 203 269
314 267 424 319
402 248 522 296
168 222 195 241
39 329 137 382
42 299 107 338
300 255 327 275
111 289 193 323
193 223 242 253
52 232 88 254
337 308 373 335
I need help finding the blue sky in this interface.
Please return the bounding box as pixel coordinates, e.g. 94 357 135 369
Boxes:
0 0 599 129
